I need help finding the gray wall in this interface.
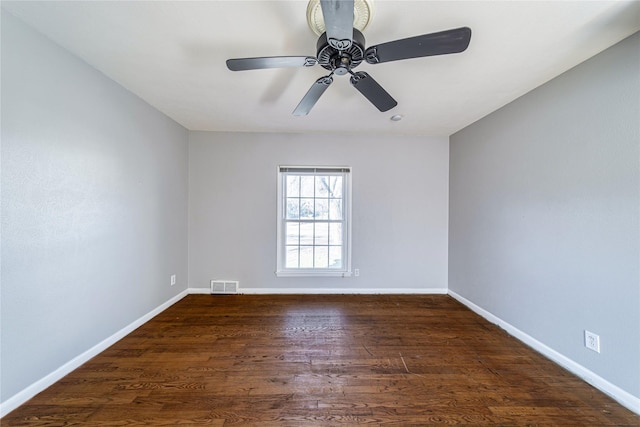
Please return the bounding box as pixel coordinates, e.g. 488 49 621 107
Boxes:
1 11 189 403
449 32 639 397
189 131 449 293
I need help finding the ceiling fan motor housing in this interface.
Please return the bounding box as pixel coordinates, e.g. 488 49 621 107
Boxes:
316 29 366 75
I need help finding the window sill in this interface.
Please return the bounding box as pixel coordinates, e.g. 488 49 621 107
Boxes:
276 270 352 278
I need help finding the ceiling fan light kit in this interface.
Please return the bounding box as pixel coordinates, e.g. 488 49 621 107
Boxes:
226 0 471 116
306 0 374 36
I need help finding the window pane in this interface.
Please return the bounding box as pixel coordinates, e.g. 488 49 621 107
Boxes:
300 176 315 197
330 176 343 198
286 246 299 268
300 223 314 245
314 246 329 268
329 199 343 220
300 198 314 219
286 222 299 245
286 198 299 219
299 246 313 268
329 246 342 268
314 222 329 245
286 176 300 197
315 198 328 219
329 223 342 245
316 176 330 197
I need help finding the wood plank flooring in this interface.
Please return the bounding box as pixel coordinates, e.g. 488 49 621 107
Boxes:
3 294 639 426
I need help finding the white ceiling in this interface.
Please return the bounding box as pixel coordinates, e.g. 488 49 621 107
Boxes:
3 1 639 136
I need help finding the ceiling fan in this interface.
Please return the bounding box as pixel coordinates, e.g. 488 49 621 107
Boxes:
226 0 471 116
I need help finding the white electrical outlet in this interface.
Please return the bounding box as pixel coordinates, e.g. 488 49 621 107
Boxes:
354 268 360 277
170 274 176 286
584 330 600 353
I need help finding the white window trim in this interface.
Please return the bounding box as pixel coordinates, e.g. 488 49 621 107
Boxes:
276 166 352 278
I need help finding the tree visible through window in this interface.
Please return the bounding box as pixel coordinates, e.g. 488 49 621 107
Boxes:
277 166 351 276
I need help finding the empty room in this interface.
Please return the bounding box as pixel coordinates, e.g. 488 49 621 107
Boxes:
1 0 639 425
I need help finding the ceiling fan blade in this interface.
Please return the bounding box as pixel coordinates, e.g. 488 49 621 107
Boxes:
293 75 334 116
226 56 317 71
365 27 472 64
350 71 397 112
320 0 354 50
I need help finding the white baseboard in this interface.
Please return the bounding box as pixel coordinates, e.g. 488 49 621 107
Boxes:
448 290 640 415
0 290 189 418
195 287 448 295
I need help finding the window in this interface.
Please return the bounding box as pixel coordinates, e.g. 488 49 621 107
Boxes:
276 166 351 277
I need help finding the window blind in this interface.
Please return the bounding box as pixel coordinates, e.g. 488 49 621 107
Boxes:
279 166 350 174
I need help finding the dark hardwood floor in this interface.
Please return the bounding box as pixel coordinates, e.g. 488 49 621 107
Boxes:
3 294 639 426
